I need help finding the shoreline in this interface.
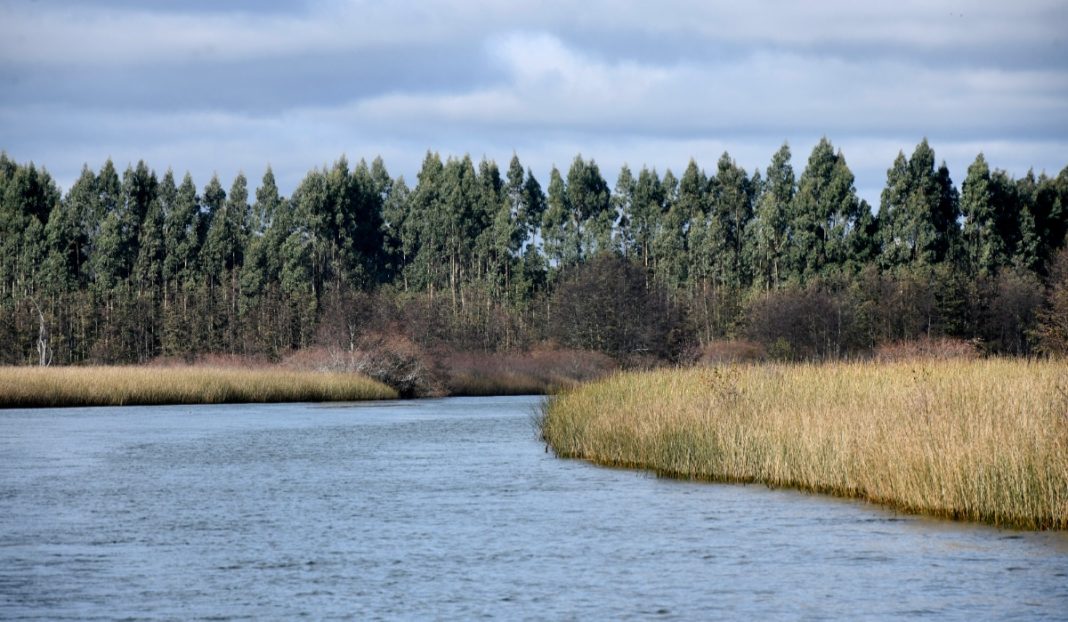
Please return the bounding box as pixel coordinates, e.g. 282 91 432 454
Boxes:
540 360 1068 530
0 366 398 408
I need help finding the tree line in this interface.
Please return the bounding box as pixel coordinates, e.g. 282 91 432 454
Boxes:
2 137 1067 365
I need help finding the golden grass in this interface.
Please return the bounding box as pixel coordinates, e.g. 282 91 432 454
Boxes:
0 365 397 408
541 360 1068 530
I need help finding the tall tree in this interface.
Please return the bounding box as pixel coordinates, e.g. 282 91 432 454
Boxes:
748 142 795 289
541 165 577 269
961 154 1017 276
566 155 613 257
404 151 445 294
613 164 636 258
652 169 687 290
202 173 246 279
627 166 664 271
879 139 959 268
132 171 170 296
163 173 201 292
706 152 753 289
791 138 870 280
86 160 126 292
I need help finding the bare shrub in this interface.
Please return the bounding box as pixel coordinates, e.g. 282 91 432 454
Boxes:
873 337 981 362
695 340 766 365
442 346 617 395
981 268 1044 355
548 253 686 360
347 334 444 398
746 284 859 360
282 337 443 398
1036 246 1068 357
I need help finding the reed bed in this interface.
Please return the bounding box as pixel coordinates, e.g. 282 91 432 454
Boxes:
0 366 397 408
541 360 1068 529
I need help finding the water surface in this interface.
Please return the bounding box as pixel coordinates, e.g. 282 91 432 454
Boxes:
2 396 1066 619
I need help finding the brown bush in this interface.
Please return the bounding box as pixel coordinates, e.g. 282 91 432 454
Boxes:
548 253 687 360
442 346 616 396
148 353 275 369
873 337 981 362
1036 246 1068 356
283 337 445 398
694 340 767 365
746 284 859 360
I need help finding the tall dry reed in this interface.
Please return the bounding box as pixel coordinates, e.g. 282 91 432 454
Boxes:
541 360 1068 529
0 365 397 408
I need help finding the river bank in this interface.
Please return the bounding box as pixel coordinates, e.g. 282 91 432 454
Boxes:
540 360 1068 529
0 366 397 407
0 346 618 407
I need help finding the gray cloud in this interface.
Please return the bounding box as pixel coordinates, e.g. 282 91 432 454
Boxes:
0 0 1065 206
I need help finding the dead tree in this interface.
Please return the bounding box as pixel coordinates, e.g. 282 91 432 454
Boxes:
27 297 52 366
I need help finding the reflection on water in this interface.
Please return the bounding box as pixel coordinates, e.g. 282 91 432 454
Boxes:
2 396 1066 620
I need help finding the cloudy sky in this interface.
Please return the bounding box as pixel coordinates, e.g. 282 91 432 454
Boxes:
1 0 1066 206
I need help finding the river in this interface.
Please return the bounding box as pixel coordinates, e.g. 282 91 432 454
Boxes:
1 395 1066 620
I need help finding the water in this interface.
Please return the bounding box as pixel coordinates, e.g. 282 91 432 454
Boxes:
1 396 1066 620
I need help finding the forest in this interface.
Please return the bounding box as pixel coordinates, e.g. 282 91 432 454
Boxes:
2 137 1067 368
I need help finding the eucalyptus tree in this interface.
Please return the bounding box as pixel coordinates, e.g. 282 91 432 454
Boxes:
132 170 172 296
612 164 636 258
201 173 244 283
790 138 872 280
652 169 687 291
437 154 487 308
43 169 92 294
53 166 99 290
521 165 546 244
707 152 754 289
240 167 285 308
350 158 388 285
627 166 665 271
250 166 282 236
122 161 157 232
0 159 60 363
747 143 795 290
475 156 507 290
162 173 201 293
676 159 709 292
541 166 577 269
566 155 613 256
1013 169 1066 275
198 174 226 261
961 154 1019 276
487 154 533 300
404 151 445 294
878 140 960 269
381 175 411 286
86 160 125 293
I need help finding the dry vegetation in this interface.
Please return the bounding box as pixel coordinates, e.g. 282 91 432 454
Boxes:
0 365 397 408
442 348 617 396
541 359 1068 529
280 341 618 398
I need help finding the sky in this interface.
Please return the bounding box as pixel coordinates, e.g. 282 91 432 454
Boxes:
1 0 1066 207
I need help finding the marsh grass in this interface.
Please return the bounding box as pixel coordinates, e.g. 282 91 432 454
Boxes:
541 360 1068 529
0 365 397 408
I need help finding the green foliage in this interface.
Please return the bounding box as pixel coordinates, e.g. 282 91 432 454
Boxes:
627 166 665 270
790 138 872 281
747 142 794 290
0 141 1064 364
541 165 576 268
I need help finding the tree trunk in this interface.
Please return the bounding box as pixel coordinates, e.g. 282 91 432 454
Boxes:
28 297 51 366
